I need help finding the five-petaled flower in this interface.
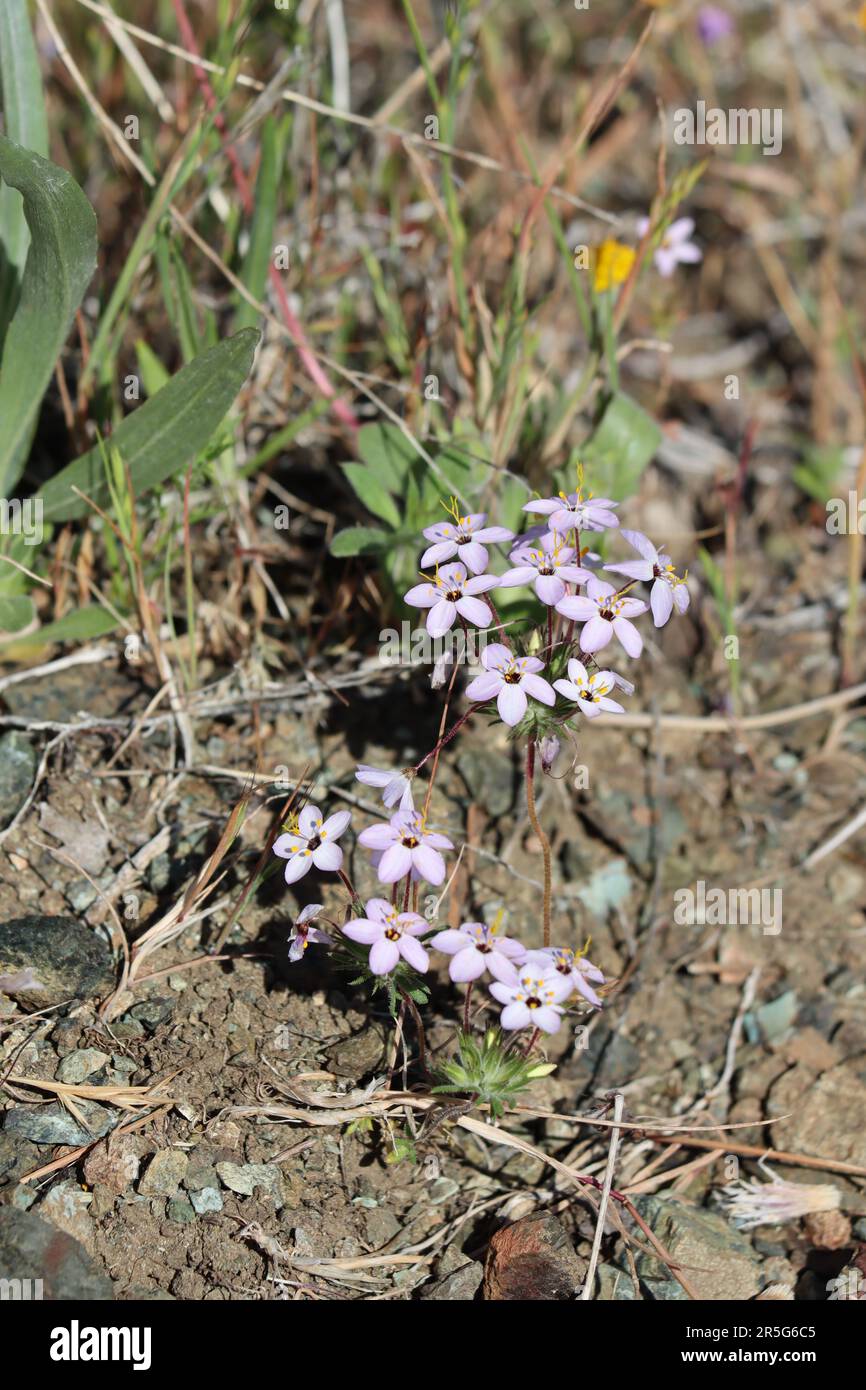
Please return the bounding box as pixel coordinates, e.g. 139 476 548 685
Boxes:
523 492 619 535
498 536 590 606
288 903 332 962
343 898 429 975
465 642 555 727
421 513 514 575
355 763 414 811
489 958 573 1033
431 919 527 983
556 576 647 657
532 946 606 1009
638 216 702 279
358 810 453 885
553 658 625 719
404 562 498 637
604 529 690 627
273 805 351 884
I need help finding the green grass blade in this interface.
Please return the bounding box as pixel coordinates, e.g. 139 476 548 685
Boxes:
36 329 260 523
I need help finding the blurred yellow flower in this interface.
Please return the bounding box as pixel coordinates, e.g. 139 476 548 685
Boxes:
859 2 866 30
593 239 636 293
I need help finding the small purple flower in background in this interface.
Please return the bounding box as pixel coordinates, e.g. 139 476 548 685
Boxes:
489 958 573 1033
498 536 591 605
273 805 352 885
605 529 690 627
431 919 527 983
696 5 734 45
523 492 619 535
556 576 647 658
531 946 606 1009
358 809 453 885
343 898 429 975
421 512 514 575
404 562 498 637
539 733 561 774
355 763 414 811
288 904 332 962
553 658 625 719
638 216 702 279
464 642 555 726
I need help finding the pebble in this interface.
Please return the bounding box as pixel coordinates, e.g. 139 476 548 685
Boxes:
138 1149 189 1197
189 1187 223 1214
57 1048 110 1084
628 1196 761 1300
0 915 115 1012
5 1100 115 1146
216 1161 284 1206
0 731 37 828
0 1205 113 1300
483 1214 587 1300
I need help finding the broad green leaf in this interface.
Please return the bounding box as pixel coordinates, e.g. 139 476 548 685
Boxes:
0 593 34 634
0 136 97 495
235 114 279 333
36 328 259 522
357 423 417 491
330 525 388 557
342 462 401 528
0 0 49 345
0 603 119 647
581 391 661 500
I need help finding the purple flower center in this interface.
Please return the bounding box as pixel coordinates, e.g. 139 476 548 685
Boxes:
445 588 461 601
503 670 521 685
385 927 401 942
401 833 420 848
307 835 321 851
526 995 541 1009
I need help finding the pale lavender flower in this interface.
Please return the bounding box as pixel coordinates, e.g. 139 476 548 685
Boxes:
556 576 647 658
464 642 555 726
273 805 351 885
553 658 625 719
498 535 591 605
697 5 734 45
718 1166 841 1231
343 898 429 975
358 809 453 886
638 216 702 279
404 562 498 637
523 492 619 535
489 958 573 1034
605 529 690 627
539 733 561 774
355 763 414 811
533 946 606 1008
288 903 332 962
431 920 527 983
421 513 514 575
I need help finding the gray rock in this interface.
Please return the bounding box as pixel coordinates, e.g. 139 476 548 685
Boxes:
0 915 115 1012
167 1198 196 1224
138 1149 189 1197
457 749 514 818
325 1023 386 1078
5 1100 115 1146
421 1259 483 1300
216 1161 284 1206
596 1261 638 1300
771 1064 866 1168
57 1048 110 1084
183 1161 220 1192
0 1205 113 1300
630 1196 761 1300
190 1186 223 1214
38 1181 94 1247
0 1130 39 1187
0 732 37 828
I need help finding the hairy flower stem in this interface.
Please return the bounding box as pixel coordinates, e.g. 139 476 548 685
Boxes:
463 981 473 1034
398 987 429 1075
337 868 363 914
525 739 552 946
524 1026 541 1056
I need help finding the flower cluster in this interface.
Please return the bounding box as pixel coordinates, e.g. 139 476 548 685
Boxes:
400 489 689 728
